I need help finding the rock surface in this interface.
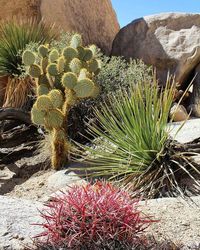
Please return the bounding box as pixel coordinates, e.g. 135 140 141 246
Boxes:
112 13 200 86
168 118 200 143
0 196 43 250
142 196 200 249
0 0 119 54
47 170 86 190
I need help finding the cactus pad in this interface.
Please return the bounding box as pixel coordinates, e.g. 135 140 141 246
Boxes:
29 64 42 78
45 109 64 129
38 74 49 85
22 50 35 66
57 57 65 73
89 45 98 56
49 49 59 63
31 104 45 125
36 95 53 111
63 47 78 60
70 34 82 48
48 89 64 108
88 59 100 73
90 84 100 98
62 72 77 89
38 45 48 58
77 46 85 60
78 68 89 80
69 58 82 74
37 84 50 96
47 63 59 76
41 57 49 73
74 78 94 98
83 48 93 61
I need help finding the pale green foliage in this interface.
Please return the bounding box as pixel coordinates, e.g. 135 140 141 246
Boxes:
95 56 152 98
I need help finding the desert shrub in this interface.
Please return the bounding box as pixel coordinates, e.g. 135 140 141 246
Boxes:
0 19 56 108
73 74 200 198
95 55 152 99
33 181 154 250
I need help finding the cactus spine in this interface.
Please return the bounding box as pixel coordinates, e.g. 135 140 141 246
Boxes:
22 34 101 170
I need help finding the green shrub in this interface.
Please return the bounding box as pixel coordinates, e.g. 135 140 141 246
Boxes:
95 55 152 99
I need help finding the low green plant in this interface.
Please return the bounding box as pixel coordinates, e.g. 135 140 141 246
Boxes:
73 74 200 198
23 34 101 170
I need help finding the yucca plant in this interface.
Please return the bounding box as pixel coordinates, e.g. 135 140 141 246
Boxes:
74 74 200 198
0 18 57 109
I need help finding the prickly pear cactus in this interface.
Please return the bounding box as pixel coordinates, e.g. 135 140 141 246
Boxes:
22 34 101 170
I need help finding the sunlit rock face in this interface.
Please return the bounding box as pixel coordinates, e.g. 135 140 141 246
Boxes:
112 13 200 86
0 0 119 55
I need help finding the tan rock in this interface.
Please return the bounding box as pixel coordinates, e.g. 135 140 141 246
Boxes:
0 0 119 54
169 103 189 122
112 13 200 86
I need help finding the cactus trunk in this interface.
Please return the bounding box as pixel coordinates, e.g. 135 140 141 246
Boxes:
51 90 75 170
51 130 69 170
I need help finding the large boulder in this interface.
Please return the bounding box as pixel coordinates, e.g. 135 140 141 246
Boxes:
112 13 200 86
0 0 119 54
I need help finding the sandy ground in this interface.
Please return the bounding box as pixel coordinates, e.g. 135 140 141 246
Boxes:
5 169 55 201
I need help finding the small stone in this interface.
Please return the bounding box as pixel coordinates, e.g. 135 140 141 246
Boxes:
169 103 189 122
13 234 19 239
181 222 190 227
47 170 86 190
0 229 9 237
18 236 25 241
